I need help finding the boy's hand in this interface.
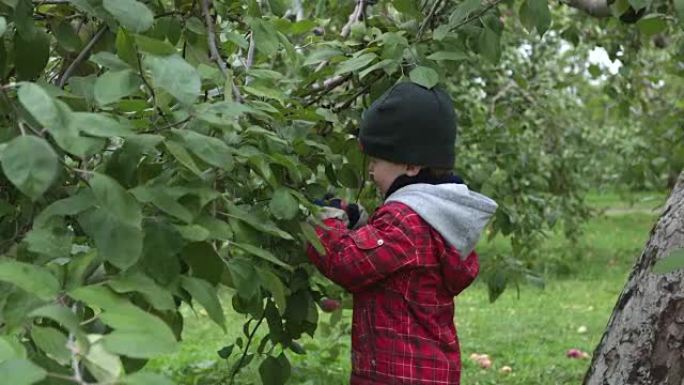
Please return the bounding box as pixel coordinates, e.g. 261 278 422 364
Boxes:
314 194 368 229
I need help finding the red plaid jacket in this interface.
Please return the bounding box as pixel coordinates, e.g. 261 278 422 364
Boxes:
307 201 479 385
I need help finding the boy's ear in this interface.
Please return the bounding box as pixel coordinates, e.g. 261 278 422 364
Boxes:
405 164 422 177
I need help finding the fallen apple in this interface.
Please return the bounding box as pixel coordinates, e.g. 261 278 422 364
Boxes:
566 348 582 358
479 358 492 369
499 366 512 374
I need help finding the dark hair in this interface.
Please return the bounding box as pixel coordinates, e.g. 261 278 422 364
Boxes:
423 167 453 178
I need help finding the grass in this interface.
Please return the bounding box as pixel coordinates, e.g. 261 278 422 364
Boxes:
147 190 668 385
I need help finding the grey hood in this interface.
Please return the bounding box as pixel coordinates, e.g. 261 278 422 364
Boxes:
386 183 498 259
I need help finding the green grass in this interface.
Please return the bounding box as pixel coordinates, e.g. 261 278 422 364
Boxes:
147 190 667 385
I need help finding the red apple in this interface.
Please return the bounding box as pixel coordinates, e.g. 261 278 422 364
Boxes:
320 298 341 312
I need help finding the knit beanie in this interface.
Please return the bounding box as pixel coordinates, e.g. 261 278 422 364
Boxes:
358 82 457 168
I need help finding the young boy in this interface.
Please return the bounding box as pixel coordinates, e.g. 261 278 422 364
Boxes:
306 82 498 385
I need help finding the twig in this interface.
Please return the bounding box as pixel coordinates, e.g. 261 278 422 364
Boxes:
135 51 170 123
229 315 265 385
58 26 108 88
334 83 371 112
67 304 88 385
341 0 368 38
201 0 242 102
417 0 444 39
304 74 353 107
245 32 256 86
33 0 70 4
449 0 506 31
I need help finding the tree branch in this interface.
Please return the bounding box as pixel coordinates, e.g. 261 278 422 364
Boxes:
341 0 369 38
57 26 108 88
201 0 242 102
417 0 445 40
561 0 612 17
229 315 265 385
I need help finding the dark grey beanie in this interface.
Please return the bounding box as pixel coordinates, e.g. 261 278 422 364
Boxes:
358 82 457 168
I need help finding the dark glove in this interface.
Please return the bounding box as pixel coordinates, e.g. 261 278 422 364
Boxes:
314 194 368 229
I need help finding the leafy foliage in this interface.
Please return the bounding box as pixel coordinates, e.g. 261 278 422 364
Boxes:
0 0 681 384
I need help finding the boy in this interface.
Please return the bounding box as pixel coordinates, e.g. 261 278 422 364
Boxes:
307 82 498 385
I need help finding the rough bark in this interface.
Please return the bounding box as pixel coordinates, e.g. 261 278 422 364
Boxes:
583 171 684 385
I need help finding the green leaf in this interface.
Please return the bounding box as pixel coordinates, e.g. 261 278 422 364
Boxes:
90 52 130 71
244 85 286 106
652 248 684 274
359 59 396 79
173 129 234 171
90 173 142 228
70 286 178 358
334 53 377 76
628 0 650 10
519 0 551 35
248 18 281 55
175 224 210 241
449 0 481 25
0 136 58 201
0 17 6 37
54 20 82 52
31 326 70 365
588 64 602 77
71 113 135 137
24 224 73 259
427 50 469 61
259 354 291 385
300 222 326 256
478 26 501 63
164 140 204 176
0 260 60 300
224 201 293 240
226 257 260 300
181 276 226 331
675 0 684 21
140 220 184 286
94 70 142 106
17 82 64 131
34 189 95 228
637 14 668 36
103 0 154 33
393 0 420 16
0 359 46 385
78 208 143 269
131 185 193 223
121 372 175 385
409 66 440 89
269 189 299 220
134 34 177 56
232 242 293 271
109 271 176 311
181 242 225 285
0 335 26 362
83 335 124 383
14 29 49 80
145 55 201 106
257 268 287 315
29 304 81 334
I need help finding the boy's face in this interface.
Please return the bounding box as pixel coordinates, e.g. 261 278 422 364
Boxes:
367 157 421 197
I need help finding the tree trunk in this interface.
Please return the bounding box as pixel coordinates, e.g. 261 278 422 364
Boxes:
583 171 684 385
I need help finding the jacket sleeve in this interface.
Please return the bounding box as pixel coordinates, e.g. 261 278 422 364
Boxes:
306 206 417 293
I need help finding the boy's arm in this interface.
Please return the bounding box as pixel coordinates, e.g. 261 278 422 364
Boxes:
306 206 417 293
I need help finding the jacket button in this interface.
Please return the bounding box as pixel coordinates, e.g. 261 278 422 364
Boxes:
377 239 384 246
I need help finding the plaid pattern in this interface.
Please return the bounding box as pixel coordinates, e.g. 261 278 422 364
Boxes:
307 202 480 385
